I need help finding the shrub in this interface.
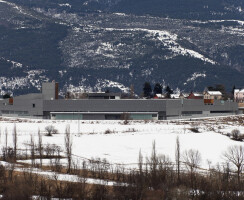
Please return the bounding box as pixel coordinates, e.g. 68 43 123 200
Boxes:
231 129 242 141
104 129 112 134
120 113 131 125
52 128 59 134
45 125 58 136
189 127 200 133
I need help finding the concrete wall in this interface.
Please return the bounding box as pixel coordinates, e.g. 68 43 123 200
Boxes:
42 82 58 100
0 97 238 120
44 99 238 120
44 99 167 112
0 98 43 116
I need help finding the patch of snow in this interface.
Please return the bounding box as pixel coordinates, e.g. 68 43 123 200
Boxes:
73 27 81 32
184 72 206 85
0 69 47 95
0 57 24 69
59 70 67 77
59 3 71 8
220 26 244 36
141 68 153 77
0 0 37 19
95 79 130 93
192 19 244 26
83 1 88 6
105 27 216 65
95 42 116 58
113 13 128 16
8 60 23 68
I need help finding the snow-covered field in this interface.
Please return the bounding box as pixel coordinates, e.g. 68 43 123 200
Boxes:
0 115 243 172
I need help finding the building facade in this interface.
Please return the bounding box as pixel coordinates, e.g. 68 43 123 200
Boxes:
234 89 244 103
0 82 239 120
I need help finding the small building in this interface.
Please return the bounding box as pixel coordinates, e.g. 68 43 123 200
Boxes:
203 91 222 105
179 93 189 99
154 94 165 99
170 93 181 99
234 89 244 103
204 91 222 100
187 92 204 99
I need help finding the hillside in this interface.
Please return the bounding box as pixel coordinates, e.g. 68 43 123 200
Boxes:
0 0 244 95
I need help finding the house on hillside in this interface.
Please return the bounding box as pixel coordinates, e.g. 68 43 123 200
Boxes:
170 93 181 99
170 93 188 99
154 94 165 99
234 89 244 103
203 91 222 105
204 91 222 100
187 92 204 99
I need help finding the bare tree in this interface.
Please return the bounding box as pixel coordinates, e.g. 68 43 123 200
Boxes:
149 140 159 189
175 136 180 183
65 124 72 173
30 134 35 167
138 149 143 174
151 140 158 172
45 125 57 136
13 124 17 161
183 149 201 196
5 127 8 149
45 125 54 136
38 129 43 167
183 149 201 173
223 145 244 186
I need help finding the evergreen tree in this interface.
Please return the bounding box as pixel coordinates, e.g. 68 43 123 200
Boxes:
215 84 226 94
207 86 215 91
232 85 236 100
165 85 173 98
232 85 236 96
3 93 11 99
143 82 152 98
153 83 162 95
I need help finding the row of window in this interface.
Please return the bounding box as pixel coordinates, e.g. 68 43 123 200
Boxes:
182 111 202 115
2 110 28 115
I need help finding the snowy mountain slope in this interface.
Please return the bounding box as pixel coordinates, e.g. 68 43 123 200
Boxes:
0 0 244 95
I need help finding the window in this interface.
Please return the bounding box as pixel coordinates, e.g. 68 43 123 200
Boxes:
32 104 35 108
182 111 202 116
210 111 232 113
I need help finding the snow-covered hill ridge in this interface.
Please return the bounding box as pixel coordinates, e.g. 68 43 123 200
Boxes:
0 0 36 18
103 27 216 64
1 0 244 94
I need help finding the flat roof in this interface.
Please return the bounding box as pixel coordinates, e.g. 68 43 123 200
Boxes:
50 112 158 114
